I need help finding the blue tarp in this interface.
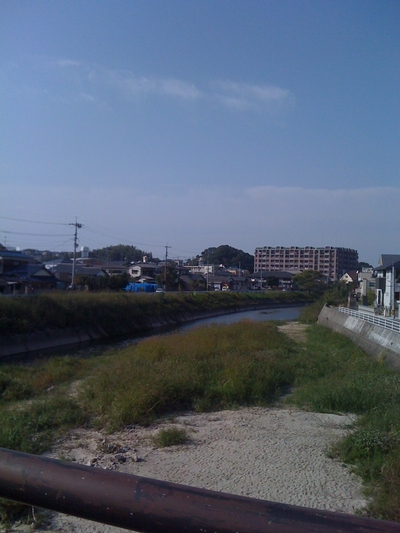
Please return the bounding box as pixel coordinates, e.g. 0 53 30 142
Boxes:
124 282 157 293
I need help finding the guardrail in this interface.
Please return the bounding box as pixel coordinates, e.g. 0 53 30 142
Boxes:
338 306 400 333
1 447 400 533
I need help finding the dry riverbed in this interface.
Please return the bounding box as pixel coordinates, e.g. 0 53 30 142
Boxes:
7 406 367 533
5 323 368 533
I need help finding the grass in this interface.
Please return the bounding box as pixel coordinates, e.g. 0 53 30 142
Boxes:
0 290 312 337
1 308 400 523
152 426 189 447
285 324 400 521
81 321 296 429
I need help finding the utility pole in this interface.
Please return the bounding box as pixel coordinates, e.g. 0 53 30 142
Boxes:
69 219 83 289
392 264 396 319
206 250 209 291
164 244 171 291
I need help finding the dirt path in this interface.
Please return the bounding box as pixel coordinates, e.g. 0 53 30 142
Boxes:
278 321 309 342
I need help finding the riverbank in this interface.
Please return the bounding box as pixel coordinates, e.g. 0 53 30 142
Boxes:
318 304 400 369
0 292 310 358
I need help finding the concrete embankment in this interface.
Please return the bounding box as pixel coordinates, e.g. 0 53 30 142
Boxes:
318 305 400 369
0 302 303 359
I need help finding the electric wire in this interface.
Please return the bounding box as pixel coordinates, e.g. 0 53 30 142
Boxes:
0 216 69 226
1 230 71 237
1 216 198 259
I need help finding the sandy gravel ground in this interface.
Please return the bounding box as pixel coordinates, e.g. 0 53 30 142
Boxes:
8 406 367 533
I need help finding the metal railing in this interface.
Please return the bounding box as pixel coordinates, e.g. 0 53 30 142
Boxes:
1 447 400 532
338 306 400 333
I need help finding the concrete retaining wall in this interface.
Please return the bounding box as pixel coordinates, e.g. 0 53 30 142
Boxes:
0 302 303 359
318 305 400 369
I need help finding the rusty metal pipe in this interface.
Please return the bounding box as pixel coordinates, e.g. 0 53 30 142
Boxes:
0 447 399 533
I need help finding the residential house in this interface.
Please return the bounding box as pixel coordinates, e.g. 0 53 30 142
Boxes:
188 264 223 276
179 273 206 291
53 263 108 288
339 271 358 285
0 246 32 274
0 264 58 294
251 270 294 290
128 261 158 281
207 273 250 291
373 260 400 316
0 246 58 294
209 275 235 291
356 268 375 304
45 257 72 273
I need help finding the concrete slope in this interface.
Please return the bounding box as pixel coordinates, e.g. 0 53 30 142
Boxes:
318 305 400 369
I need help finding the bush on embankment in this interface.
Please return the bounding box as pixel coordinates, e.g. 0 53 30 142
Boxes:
0 290 311 337
297 283 351 323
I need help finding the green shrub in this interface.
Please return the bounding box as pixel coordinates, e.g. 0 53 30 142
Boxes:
152 427 189 447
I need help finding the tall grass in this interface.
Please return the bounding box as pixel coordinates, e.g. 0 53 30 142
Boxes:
0 356 89 454
0 290 311 336
82 321 296 429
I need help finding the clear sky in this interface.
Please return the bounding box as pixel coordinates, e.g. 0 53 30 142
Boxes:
1 0 399 265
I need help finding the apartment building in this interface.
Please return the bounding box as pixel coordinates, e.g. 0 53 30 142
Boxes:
254 246 358 281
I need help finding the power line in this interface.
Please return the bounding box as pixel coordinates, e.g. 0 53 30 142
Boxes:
1 230 70 237
0 216 68 226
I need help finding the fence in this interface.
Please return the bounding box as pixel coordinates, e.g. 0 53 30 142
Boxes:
338 306 400 333
1 447 400 533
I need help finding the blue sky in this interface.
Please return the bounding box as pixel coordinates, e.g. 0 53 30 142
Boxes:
1 0 399 265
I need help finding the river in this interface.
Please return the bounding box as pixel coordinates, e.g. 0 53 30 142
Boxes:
10 306 304 363
178 305 303 331
111 305 303 353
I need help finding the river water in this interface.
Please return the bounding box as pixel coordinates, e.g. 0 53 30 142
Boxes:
178 305 303 332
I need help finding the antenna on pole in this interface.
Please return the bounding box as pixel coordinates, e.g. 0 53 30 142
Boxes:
69 218 83 289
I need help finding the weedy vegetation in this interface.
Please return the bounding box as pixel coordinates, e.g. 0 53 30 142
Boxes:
152 426 189 448
1 297 400 523
0 290 311 337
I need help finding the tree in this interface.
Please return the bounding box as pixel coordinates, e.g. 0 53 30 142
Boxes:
107 272 131 291
357 261 373 270
266 276 279 289
156 264 178 291
367 289 375 306
91 245 152 263
81 272 131 292
292 270 326 294
197 245 254 271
